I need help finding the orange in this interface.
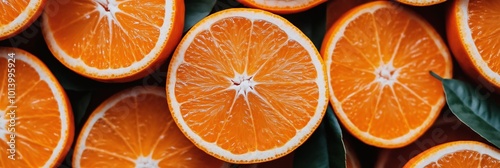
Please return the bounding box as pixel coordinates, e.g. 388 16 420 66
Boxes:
166 8 328 163
0 47 73 167
238 0 326 14
0 0 46 40
447 0 500 91
41 0 184 82
321 1 452 148
395 0 446 6
375 114 486 168
72 86 226 167
404 141 500 167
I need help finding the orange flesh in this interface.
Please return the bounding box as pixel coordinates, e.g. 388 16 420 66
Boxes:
425 150 500 167
44 0 165 69
0 0 29 26
330 7 447 139
0 56 63 167
78 88 223 167
175 17 320 154
468 0 500 73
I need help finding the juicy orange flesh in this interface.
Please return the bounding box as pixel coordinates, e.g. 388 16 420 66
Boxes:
241 0 320 9
80 90 223 167
468 0 500 74
176 16 319 154
330 7 446 139
424 150 500 167
0 0 29 26
44 0 165 69
0 57 62 167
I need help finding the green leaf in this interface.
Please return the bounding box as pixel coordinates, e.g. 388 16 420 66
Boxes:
325 105 346 168
284 3 327 50
432 72 500 148
184 0 217 32
73 92 92 127
294 121 329 168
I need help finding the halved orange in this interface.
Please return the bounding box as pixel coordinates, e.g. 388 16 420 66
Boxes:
321 1 452 148
73 86 226 167
166 8 328 163
447 0 500 90
0 0 46 40
404 141 500 167
0 47 73 167
395 0 445 6
41 0 184 82
238 0 327 14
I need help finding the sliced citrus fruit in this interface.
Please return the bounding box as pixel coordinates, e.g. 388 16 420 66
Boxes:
375 114 486 168
395 0 445 6
41 0 184 82
447 0 500 90
73 86 226 167
0 0 46 40
166 8 328 163
237 0 326 14
404 141 500 167
0 47 73 167
321 1 452 148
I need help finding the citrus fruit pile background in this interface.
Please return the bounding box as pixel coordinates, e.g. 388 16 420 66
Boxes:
1 0 500 167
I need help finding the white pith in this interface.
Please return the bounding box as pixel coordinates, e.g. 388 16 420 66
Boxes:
0 0 41 35
41 0 176 78
324 3 451 146
0 48 71 168
167 9 327 162
412 141 500 167
457 0 500 86
73 87 165 167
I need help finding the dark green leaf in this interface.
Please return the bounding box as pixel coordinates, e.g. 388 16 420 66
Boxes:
284 3 327 50
325 105 346 168
73 92 92 126
184 0 217 32
432 72 500 148
212 0 243 12
293 121 329 168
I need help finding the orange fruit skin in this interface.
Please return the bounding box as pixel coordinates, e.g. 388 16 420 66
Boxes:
0 0 47 40
403 141 500 167
237 0 327 14
322 1 452 148
41 0 185 83
395 0 446 6
0 47 74 167
446 0 500 92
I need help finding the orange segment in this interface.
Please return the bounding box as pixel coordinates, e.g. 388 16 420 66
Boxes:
41 0 184 82
167 8 328 163
0 0 46 40
0 47 73 167
321 1 452 148
237 0 327 14
73 86 226 167
404 141 500 167
395 0 445 6
447 0 500 90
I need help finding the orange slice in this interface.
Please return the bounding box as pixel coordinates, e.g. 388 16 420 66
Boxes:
0 47 73 167
447 0 500 90
321 1 452 148
73 86 226 167
237 0 327 14
404 141 500 167
0 0 46 40
166 8 328 163
395 0 445 6
41 0 184 82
